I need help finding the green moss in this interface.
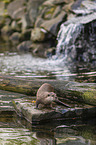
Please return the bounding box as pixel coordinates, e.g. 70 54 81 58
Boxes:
83 91 96 105
2 0 10 4
44 6 56 19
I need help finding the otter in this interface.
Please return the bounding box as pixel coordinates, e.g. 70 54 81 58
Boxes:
36 83 70 109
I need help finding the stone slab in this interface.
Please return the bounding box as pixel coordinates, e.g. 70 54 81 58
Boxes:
12 98 96 124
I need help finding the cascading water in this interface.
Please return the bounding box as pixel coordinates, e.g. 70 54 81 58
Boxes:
56 12 96 63
56 23 84 60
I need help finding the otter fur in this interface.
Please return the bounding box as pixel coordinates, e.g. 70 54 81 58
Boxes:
36 83 57 108
36 83 70 109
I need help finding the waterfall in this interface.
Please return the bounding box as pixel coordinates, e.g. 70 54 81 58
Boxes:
56 22 84 60
56 12 96 62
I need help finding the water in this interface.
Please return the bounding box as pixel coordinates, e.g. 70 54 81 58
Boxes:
0 113 40 145
0 109 96 145
0 39 96 144
56 12 96 63
0 41 96 82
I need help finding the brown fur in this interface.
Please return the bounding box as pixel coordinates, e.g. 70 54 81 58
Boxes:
36 83 57 108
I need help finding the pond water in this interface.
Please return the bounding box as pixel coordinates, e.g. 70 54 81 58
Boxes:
0 109 96 145
0 41 96 144
0 41 96 83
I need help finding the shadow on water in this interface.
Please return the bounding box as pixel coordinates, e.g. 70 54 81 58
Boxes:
0 111 96 145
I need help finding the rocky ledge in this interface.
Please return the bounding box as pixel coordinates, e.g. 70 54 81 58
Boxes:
0 75 96 124
13 97 96 124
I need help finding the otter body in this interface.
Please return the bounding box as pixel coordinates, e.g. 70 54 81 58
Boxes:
36 83 70 109
36 83 57 108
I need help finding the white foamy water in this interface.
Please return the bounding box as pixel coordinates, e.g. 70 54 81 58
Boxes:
0 52 71 79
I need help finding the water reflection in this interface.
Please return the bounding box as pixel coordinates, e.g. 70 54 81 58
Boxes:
1 112 96 145
0 87 96 145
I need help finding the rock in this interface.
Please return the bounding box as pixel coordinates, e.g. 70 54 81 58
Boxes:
27 0 45 26
43 0 66 7
11 21 20 31
31 42 51 57
17 41 32 51
0 2 5 16
13 97 96 124
0 89 26 111
62 2 74 13
0 75 96 106
20 29 32 41
56 12 96 63
1 25 15 37
9 32 21 44
82 1 96 12
41 11 67 36
35 17 44 27
7 0 26 19
44 47 56 57
21 13 32 30
52 6 62 18
31 28 47 42
72 0 96 16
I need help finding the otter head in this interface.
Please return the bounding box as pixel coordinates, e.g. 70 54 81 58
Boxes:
47 92 57 99
36 92 58 109
45 92 58 102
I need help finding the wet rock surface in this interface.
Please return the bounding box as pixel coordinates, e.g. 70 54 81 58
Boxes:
0 90 26 111
0 88 96 125
13 97 96 124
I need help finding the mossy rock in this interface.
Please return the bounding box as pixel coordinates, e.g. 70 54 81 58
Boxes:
83 91 96 105
31 27 47 42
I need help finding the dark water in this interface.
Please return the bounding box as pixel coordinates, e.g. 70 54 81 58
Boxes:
0 110 96 145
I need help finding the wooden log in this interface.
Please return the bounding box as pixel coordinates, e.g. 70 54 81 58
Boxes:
0 75 96 105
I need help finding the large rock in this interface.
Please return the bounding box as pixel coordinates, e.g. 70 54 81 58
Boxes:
13 97 96 124
31 42 52 57
17 41 32 51
56 12 96 63
42 0 72 6
35 0 68 36
0 75 96 106
1 25 15 39
0 2 6 29
31 28 47 42
0 2 5 16
9 32 21 44
21 13 32 30
7 0 26 19
27 0 45 26
20 29 32 41
41 11 67 36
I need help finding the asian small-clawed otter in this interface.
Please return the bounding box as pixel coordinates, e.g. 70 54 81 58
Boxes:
36 83 70 109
